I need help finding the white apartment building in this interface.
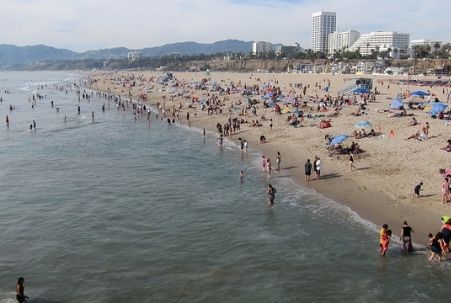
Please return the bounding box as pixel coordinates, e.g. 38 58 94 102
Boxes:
410 39 442 49
350 31 410 56
328 30 360 54
312 11 336 53
252 41 273 55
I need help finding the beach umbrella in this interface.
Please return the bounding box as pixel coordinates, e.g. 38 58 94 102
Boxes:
390 97 404 109
355 121 372 128
429 103 448 116
330 135 349 145
352 87 369 94
410 90 430 97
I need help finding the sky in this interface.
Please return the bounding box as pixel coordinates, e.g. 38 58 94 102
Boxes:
0 0 450 52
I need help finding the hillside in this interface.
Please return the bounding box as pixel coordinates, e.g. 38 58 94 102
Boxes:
0 40 253 69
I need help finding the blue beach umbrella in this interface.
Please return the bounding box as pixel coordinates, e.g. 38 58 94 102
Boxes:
355 121 372 128
330 135 349 145
390 97 404 109
410 90 430 97
430 103 448 116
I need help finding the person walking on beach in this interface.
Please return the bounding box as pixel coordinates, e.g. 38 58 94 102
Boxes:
305 159 312 181
379 224 391 256
414 182 423 198
314 157 321 180
442 177 450 204
349 152 355 171
16 277 28 303
276 152 281 171
267 184 277 207
400 221 414 252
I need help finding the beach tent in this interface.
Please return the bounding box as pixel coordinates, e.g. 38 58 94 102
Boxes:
355 121 372 128
390 98 404 109
410 90 430 97
330 135 349 145
352 87 370 94
429 103 448 116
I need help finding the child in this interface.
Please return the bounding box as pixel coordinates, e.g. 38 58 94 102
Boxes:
414 182 423 198
426 233 434 251
379 224 391 256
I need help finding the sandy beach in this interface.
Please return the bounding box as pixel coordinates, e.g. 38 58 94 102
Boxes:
88 70 451 241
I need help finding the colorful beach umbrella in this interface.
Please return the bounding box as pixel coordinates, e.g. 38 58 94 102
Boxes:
330 135 349 145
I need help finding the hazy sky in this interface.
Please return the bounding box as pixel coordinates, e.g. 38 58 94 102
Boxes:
1 0 449 52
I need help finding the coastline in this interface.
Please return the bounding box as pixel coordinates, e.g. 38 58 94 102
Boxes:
88 71 450 242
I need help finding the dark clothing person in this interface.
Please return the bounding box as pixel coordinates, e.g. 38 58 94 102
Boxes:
16 277 28 303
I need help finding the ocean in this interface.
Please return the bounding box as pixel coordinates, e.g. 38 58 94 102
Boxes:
0 71 449 303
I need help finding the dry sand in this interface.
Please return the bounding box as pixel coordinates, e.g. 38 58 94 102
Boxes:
88 71 451 240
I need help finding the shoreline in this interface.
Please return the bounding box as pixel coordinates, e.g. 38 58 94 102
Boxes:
87 71 450 243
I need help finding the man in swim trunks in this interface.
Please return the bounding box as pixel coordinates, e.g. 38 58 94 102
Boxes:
16 277 28 303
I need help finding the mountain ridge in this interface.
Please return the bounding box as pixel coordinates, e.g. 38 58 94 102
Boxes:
0 39 253 68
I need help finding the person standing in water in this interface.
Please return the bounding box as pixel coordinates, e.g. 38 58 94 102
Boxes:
32 120 36 129
379 224 391 256
276 152 281 171
267 184 277 207
6 115 9 127
16 277 28 303
91 111 95 122
400 221 414 252
266 158 272 177
240 170 245 183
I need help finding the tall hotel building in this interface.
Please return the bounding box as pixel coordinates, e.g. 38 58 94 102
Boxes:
312 11 336 53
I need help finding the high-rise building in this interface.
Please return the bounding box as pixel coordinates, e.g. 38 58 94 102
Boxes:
312 11 336 53
328 30 360 54
252 41 273 55
350 31 410 56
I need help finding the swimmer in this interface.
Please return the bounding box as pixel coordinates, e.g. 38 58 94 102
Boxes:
240 170 245 182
